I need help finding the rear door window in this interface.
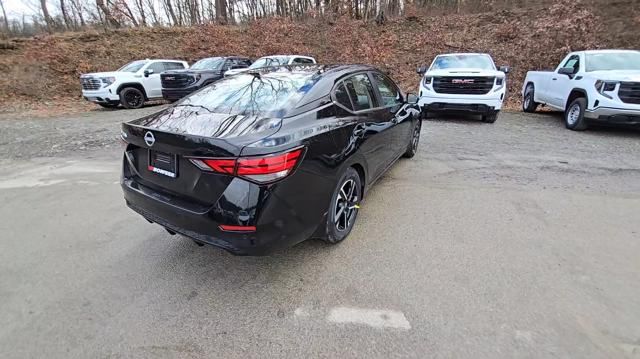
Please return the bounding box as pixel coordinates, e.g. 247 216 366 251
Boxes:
147 62 166 74
335 83 354 110
342 74 376 111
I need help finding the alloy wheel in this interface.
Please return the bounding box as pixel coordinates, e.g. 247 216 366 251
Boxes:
334 178 358 232
411 121 421 152
126 92 143 108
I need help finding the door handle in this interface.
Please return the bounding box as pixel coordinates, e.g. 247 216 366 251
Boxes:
552 78 557 81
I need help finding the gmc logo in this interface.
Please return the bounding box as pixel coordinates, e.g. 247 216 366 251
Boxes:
452 79 475 84
165 76 175 81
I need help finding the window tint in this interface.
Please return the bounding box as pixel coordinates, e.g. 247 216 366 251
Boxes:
147 62 166 73
335 83 353 110
164 62 185 70
561 56 580 73
239 59 252 67
118 60 148 72
372 73 402 107
585 52 640 71
342 74 376 111
292 57 314 64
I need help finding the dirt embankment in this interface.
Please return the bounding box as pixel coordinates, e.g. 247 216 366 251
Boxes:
0 0 638 113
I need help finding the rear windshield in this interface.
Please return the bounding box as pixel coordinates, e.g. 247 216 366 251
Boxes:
585 52 640 72
118 60 148 73
177 70 320 117
191 57 224 70
430 55 495 70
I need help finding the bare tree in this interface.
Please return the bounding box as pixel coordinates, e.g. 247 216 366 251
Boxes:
40 0 55 32
0 0 9 32
96 0 120 27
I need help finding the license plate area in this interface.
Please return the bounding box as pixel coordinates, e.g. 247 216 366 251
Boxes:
148 150 177 178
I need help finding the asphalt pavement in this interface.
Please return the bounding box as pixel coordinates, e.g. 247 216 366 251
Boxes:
1 107 639 358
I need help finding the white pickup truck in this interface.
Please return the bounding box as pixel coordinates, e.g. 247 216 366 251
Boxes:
224 55 316 77
417 53 509 123
522 50 640 130
80 59 189 109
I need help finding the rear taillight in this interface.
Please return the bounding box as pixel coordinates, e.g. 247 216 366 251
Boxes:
189 147 304 184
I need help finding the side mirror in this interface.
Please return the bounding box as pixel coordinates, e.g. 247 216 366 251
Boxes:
416 66 427 75
406 93 419 104
558 67 575 76
143 69 154 77
499 65 510 74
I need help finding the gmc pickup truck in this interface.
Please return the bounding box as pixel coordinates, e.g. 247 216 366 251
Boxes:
522 50 640 130
417 53 509 123
81 59 189 109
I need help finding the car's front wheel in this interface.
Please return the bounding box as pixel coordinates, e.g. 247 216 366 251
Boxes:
482 111 499 123
324 167 362 244
565 97 589 131
403 119 422 158
120 87 145 109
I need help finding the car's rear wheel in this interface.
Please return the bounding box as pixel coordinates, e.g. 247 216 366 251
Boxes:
324 167 362 244
565 97 589 131
403 119 421 158
120 87 145 109
522 84 538 113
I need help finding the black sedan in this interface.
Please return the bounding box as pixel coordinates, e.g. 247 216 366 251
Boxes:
161 56 252 101
121 64 422 255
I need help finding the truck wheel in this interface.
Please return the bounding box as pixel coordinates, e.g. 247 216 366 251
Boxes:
120 87 145 109
565 97 589 131
522 84 538 113
482 111 499 123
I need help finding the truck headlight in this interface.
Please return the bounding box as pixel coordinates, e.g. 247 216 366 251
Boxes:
493 77 505 92
594 80 617 99
423 76 433 87
100 77 116 86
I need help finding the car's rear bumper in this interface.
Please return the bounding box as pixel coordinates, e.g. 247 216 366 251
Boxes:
82 88 120 103
162 87 199 101
584 107 640 125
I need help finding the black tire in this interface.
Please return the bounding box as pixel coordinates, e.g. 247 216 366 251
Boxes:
482 111 499 123
98 102 119 109
120 87 145 109
324 167 362 244
522 84 538 113
403 119 421 158
565 97 589 131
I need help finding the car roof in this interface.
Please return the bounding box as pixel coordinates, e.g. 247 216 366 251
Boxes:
258 55 314 59
435 53 491 57
145 59 186 62
581 49 640 54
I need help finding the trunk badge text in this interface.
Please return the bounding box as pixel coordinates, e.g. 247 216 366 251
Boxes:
144 131 155 147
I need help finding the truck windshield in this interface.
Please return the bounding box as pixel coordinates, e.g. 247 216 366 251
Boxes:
430 55 495 70
118 60 148 73
585 52 640 71
177 69 320 117
191 57 224 70
249 56 290 69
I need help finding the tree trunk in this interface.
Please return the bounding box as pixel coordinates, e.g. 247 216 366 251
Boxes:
40 0 54 32
96 0 120 27
163 0 179 25
0 0 9 32
60 0 73 29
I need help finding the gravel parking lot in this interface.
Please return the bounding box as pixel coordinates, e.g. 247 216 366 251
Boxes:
1 107 639 358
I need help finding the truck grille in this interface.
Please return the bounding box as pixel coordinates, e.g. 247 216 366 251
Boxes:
80 77 101 91
618 82 640 104
161 74 196 89
432 76 495 95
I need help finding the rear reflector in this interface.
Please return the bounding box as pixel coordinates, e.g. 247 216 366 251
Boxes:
189 147 304 184
219 225 257 232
